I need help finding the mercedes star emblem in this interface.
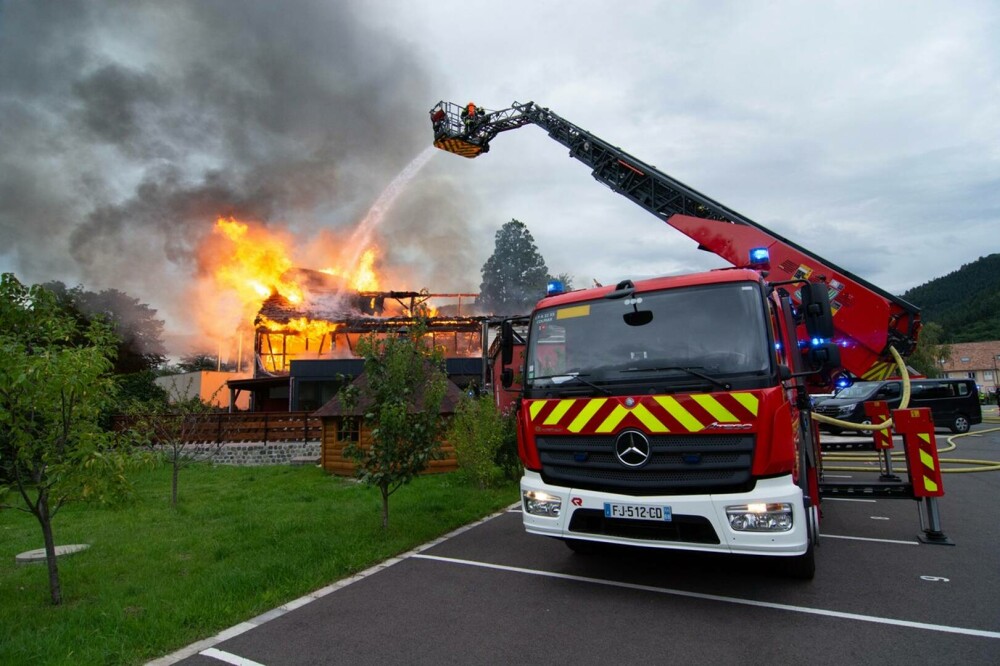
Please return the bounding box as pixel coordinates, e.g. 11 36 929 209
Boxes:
614 430 651 467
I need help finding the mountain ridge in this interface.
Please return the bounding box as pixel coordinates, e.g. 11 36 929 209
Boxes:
899 253 1000 343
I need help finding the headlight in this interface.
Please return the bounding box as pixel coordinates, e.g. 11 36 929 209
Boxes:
838 406 855 418
523 490 562 517
726 503 793 531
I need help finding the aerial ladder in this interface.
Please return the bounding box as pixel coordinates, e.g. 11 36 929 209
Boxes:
432 101 955 545
429 100 922 388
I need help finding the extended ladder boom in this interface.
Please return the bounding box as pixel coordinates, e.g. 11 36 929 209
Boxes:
430 100 921 382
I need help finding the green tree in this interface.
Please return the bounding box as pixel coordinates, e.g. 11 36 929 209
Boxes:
115 369 169 407
177 353 229 372
900 253 1000 343
43 282 167 373
340 324 448 529
479 219 550 315
0 274 135 605
550 272 575 291
906 321 952 378
448 396 520 488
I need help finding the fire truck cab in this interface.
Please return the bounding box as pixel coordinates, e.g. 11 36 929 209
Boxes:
501 264 837 578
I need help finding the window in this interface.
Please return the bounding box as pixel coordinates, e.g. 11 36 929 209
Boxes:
915 382 951 399
879 382 902 399
337 417 361 442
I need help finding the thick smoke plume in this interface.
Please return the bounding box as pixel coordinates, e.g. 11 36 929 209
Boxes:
0 0 476 355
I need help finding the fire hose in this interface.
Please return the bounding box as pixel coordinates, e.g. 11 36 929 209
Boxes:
810 346 911 433
811 347 1000 473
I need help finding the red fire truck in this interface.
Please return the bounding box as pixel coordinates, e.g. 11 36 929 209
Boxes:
431 101 923 578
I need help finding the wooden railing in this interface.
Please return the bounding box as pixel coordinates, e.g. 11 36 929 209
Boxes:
115 412 322 445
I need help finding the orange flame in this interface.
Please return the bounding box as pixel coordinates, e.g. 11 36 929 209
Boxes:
212 217 303 304
191 213 479 371
257 315 339 338
203 216 392 314
320 247 379 292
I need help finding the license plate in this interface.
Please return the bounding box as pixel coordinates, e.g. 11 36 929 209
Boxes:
604 502 672 521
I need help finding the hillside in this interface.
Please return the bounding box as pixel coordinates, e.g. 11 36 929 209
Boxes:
900 253 1000 343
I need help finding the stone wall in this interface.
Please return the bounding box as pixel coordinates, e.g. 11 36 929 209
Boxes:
173 441 322 466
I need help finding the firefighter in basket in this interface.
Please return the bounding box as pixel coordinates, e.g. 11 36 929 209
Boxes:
460 101 485 135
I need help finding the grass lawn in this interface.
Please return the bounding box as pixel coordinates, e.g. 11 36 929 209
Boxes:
0 464 518 665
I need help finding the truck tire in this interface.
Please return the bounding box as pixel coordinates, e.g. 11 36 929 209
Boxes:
785 542 816 580
792 422 819 581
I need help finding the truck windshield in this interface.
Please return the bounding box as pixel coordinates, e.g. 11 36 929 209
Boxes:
525 281 772 391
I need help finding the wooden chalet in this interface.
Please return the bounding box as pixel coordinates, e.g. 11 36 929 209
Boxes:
312 374 467 476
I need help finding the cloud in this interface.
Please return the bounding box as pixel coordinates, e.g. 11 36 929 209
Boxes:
0 0 481 352
1 0 997 355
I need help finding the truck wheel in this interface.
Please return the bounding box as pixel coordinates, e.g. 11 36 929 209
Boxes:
785 542 816 580
950 414 971 434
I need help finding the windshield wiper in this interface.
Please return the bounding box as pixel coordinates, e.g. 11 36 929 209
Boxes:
620 366 731 391
529 373 612 395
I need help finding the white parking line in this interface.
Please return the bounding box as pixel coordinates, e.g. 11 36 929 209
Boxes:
823 533 918 545
147 504 521 665
200 648 265 666
412 554 999 640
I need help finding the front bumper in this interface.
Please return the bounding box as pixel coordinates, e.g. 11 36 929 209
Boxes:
520 470 808 556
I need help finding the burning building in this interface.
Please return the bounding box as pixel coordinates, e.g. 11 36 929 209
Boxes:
202 217 488 412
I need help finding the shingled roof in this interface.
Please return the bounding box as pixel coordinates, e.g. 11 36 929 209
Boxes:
939 340 1000 373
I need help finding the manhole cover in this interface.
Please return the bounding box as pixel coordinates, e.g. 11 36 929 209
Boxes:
15 544 91 565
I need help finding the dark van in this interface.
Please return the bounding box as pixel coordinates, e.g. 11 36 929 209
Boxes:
814 378 982 434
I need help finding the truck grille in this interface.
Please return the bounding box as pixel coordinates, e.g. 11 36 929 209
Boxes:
536 434 754 496
568 509 719 544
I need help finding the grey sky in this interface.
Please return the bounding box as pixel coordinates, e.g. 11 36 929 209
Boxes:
1 0 997 354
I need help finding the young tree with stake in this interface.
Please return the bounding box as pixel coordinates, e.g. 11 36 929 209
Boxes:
340 323 448 530
0 274 136 605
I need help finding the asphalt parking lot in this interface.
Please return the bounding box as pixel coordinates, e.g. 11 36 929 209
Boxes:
161 414 1000 666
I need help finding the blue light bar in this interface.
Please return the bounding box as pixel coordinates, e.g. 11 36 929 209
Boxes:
546 280 565 296
748 247 770 266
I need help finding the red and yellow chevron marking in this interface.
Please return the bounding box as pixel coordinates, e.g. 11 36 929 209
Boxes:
873 428 893 450
864 401 893 450
862 361 895 381
526 392 760 434
892 407 944 498
917 433 939 494
433 138 482 158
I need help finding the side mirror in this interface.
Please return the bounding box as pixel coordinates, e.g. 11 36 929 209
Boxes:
500 320 513 365
501 368 514 389
800 282 835 339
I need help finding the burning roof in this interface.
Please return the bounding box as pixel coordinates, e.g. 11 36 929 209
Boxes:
196 215 484 376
